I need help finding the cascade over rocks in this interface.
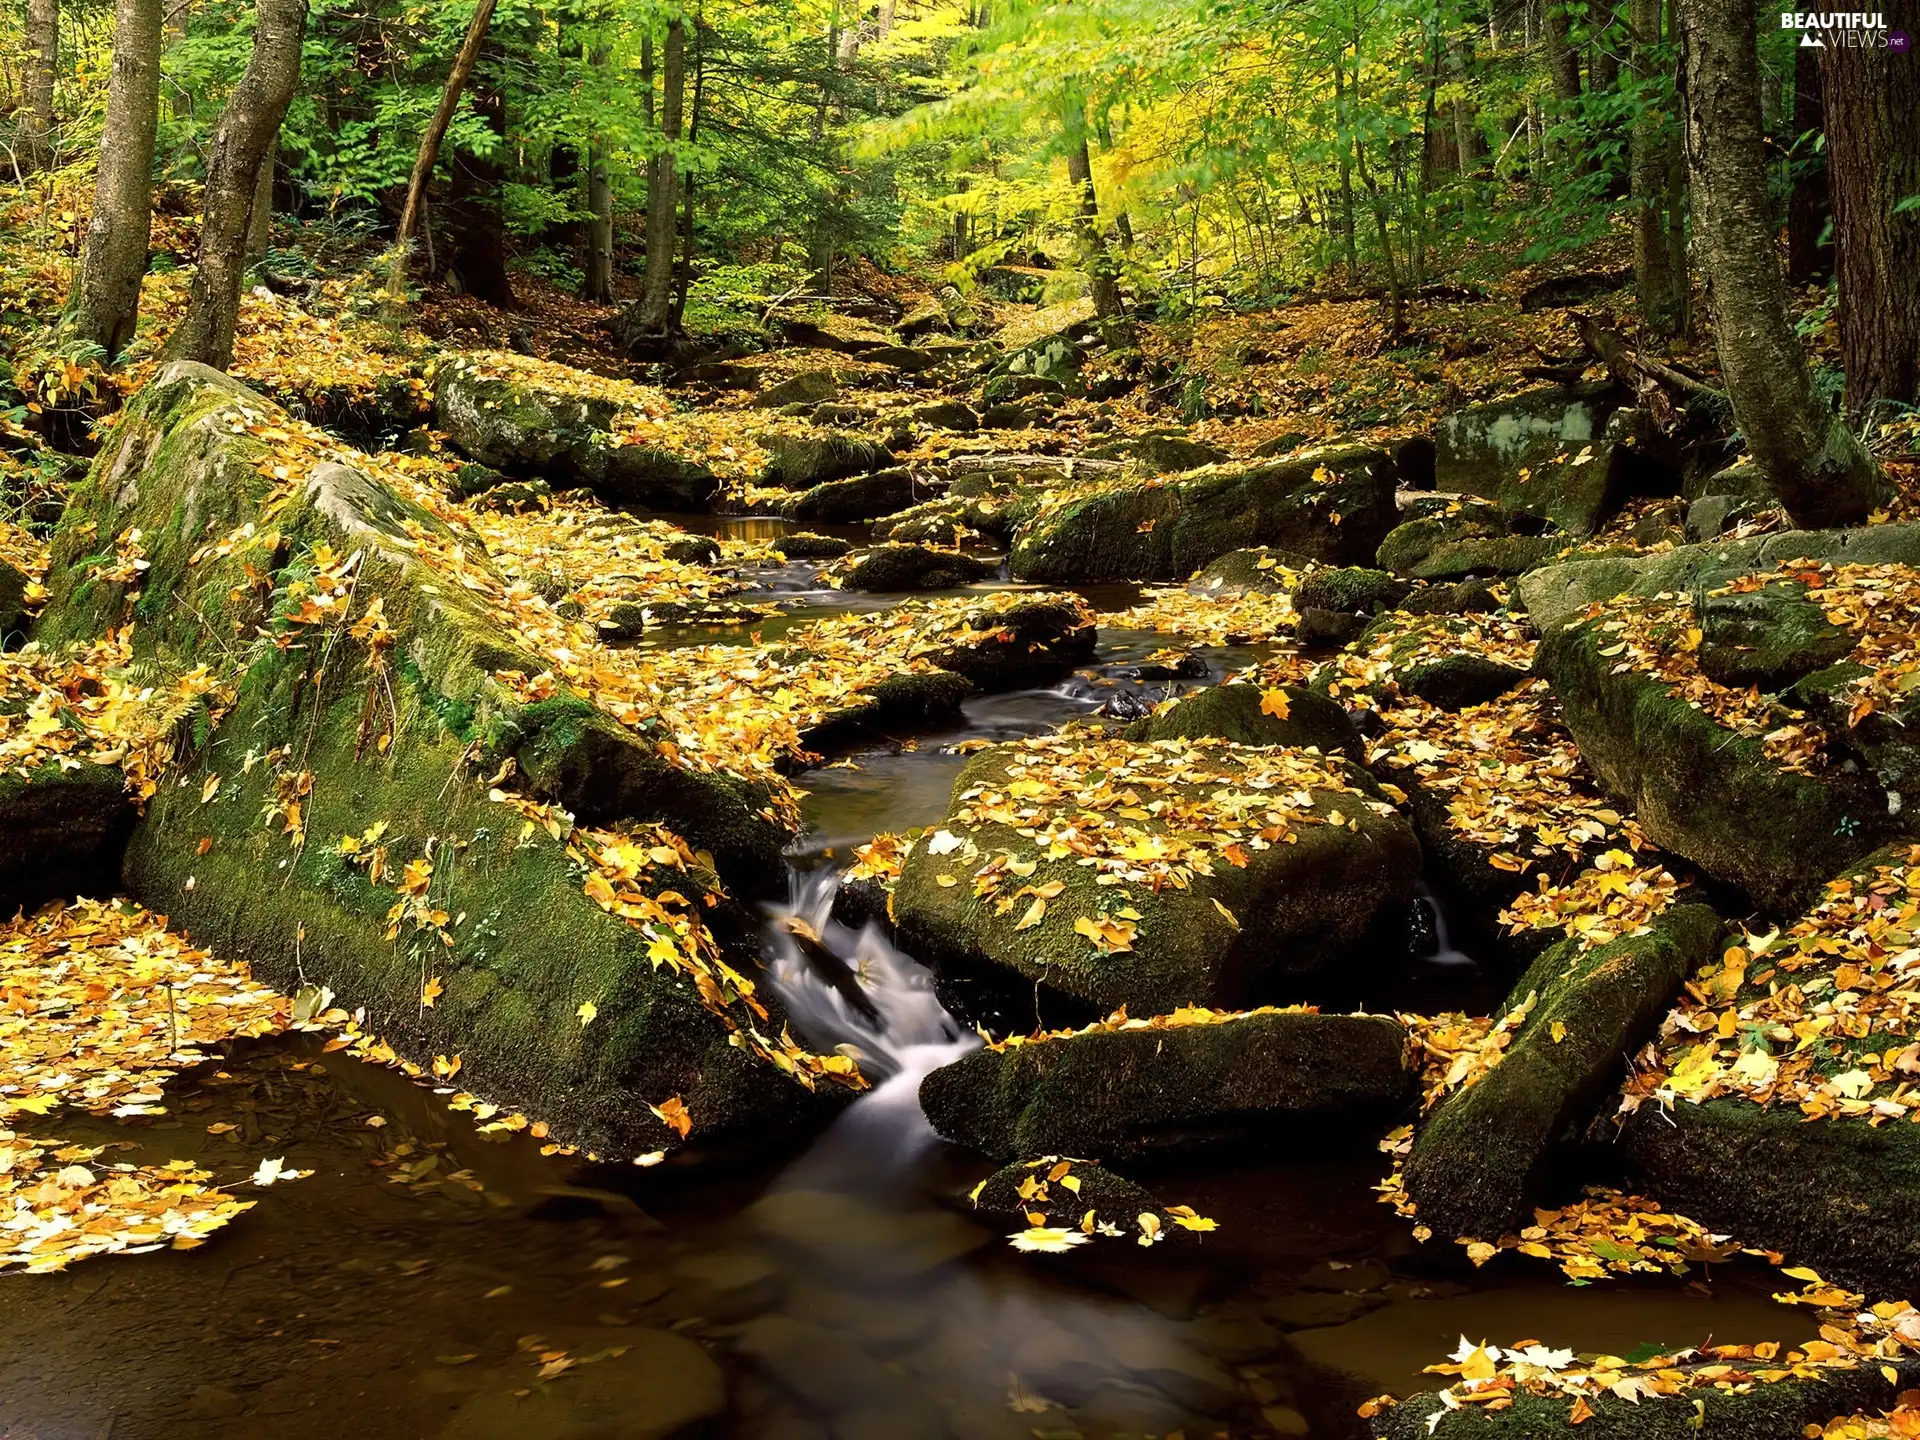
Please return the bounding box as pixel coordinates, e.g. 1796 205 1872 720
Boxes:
892 734 1421 1015
38 363 816 1156
1008 446 1401 584
919 1010 1415 1161
432 353 718 510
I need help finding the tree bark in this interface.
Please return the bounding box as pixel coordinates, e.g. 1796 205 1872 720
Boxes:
386 0 498 300
1448 35 1487 176
71 0 161 363
616 16 683 347
445 29 513 309
1065 126 1124 321
1628 0 1679 333
1820 24 1920 415
1678 0 1886 526
163 0 305 370
581 45 613 302
245 131 276 268
24 0 58 169
1541 0 1584 104
1785 43 1829 286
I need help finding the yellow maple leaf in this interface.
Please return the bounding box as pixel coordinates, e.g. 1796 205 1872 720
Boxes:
1260 688 1291 719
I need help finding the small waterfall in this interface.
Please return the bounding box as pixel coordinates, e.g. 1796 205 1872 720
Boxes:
762 868 979 1185
1417 880 1478 969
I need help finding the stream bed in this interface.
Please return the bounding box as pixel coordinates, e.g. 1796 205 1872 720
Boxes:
0 559 1817 1440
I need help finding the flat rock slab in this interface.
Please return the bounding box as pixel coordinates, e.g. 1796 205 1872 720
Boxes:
438 1327 725 1440
920 1010 1415 1161
893 735 1421 1015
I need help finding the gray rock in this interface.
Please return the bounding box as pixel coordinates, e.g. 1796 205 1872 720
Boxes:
756 370 841 409
1432 383 1625 535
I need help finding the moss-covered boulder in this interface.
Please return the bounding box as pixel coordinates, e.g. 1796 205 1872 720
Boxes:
1123 683 1364 761
758 430 895 488
1008 447 1399 585
1432 384 1626 535
0 763 135 916
963 1156 1176 1237
781 467 922 522
39 362 817 1156
1293 567 1411 615
1322 611 1534 712
873 489 1027 546
893 734 1421 1015
909 400 980 432
1403 905 1721 1240
921 1010 1413 1161
1192 547 1300 594
1 557 34 641
432 353 717 510
1372 1359 1920 1440
1083 432 1231 474
1694 579 1860 690
1617 845 1920 1297
1514 522 1920 634
772 531 853 560
1536 605 1903 913
755 369 839 409
830 543 995 592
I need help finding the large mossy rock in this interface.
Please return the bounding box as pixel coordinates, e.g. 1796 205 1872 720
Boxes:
1122 683 1364 760
432 354 717 510
781 467 921 522
1403 905 1721 1240
757 430 894 488
1536 609 1902 914
1514 522 1920 634
0 764 135 917
1008 446 1399 584
920 1011 1414 1161
1432 384 1625 535
893 735 1421 1015
39 363 812 1155
830 543 995 592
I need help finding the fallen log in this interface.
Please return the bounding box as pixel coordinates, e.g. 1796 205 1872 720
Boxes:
1571 310 1725 433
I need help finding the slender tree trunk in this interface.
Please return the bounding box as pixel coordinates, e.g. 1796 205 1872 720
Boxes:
386 0 498 300
1820 26 1920 415
71 0 161 363
582 44 613 302
1628 0 1678 333
1588 0 1621 91
445 31 513 308
1678 0 1885 526
245 131 277 268
163 0 305 370
1785 43 1829 286
1333 55 1358 275
1065 126 1123 321
1448 36 1486 175
669 23 703 328
1540 0 1583 165
623 14 683 341
24 0 58 169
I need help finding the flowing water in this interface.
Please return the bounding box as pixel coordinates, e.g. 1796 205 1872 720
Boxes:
0 557 1818 1439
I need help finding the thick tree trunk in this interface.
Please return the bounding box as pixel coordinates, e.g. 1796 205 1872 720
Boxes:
444 32 513 309
1785 43 1829 286
1628 0 1679 333
1448 36 1486 175
616 16 683 348
1588 0 1621 91
386 0 498 300
245 132 277 268
1820 26 1920 416
582 42 613 304
71 0 161 363
24 0 58 169
1678 0 1886 526
1065 130 1124 321
1541 0 1584 104
163 0 306 370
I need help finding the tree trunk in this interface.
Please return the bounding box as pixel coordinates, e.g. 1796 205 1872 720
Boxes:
386 0 497 300
1588 0 1621 91
1448 36 1487 180
581 46 613 302
1820 26 1920 415
669 23 704 329
1333 55 1358 275
71 0 161 363
1541 0 1584 106
1628 0 1678 333
245 131 277 268
1065 128 1123 321
1678 0 1885 526
23 0 58 169
1785 43 1829 286
163 0 305 370
616 14 683 348
444 30 513 309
